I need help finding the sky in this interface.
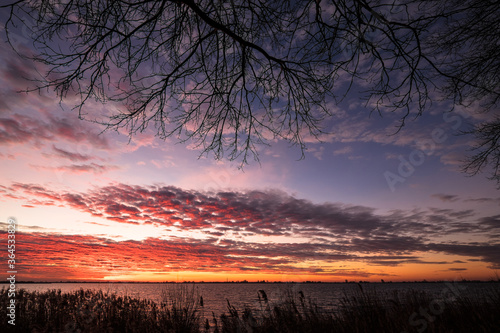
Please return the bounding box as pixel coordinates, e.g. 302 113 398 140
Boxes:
1 7 499 283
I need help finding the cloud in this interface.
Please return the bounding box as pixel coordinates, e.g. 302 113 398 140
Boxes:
464 197 500 205
31 163 119 175
424 243 500 269
309 146 325 160
151 158 176 169
0 46 111 151
432 193 460 202
4 182 500 271
478 215 500 230
440 152 465 167
333 146 353 156
13 232 386 281
51 145 95 162
0 112 110 149
0 116 36 145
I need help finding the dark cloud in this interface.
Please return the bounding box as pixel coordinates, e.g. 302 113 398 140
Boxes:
432 193 460 202
51 145 95 162
478 215 500 229
0 46 111 154
425 243 500 268
0 112 110 149
464 197 500 204
0 116 36 144
0 43 41 100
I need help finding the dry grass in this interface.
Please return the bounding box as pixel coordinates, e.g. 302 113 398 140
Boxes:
1 284 499 332
0 286 201 332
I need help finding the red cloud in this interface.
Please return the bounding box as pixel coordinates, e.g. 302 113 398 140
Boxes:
12 232 372 281
4 182 500 273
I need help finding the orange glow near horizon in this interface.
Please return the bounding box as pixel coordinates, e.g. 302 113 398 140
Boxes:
15 267 497 284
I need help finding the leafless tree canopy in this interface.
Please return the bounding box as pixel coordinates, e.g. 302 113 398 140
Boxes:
1 0 499 174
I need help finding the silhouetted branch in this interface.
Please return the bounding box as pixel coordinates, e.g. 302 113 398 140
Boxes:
1 0 499 171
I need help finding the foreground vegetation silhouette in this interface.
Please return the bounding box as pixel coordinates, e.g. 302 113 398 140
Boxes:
1 284 499 332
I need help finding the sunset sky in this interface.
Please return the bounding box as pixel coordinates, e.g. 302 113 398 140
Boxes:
1 9 499 283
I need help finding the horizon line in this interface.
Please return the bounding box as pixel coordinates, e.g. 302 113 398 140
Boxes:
3 279 500 284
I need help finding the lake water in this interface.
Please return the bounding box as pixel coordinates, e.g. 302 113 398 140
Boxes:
16 282 499 318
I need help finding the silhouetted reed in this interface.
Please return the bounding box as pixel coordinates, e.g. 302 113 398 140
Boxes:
1 284 498 332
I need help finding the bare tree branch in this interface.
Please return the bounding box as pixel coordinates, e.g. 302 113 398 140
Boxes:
1 0 499 174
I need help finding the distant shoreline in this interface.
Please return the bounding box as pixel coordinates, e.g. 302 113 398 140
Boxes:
2 280 499 284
